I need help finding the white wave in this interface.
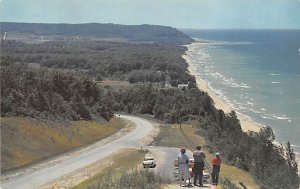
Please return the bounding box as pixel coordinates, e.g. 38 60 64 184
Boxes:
240 83 251 88
272 115 291 120
261 115 274 120
249 108 261 114
193 38 253 45
268 73 280 76
241 85 251 89
210 72 251 89
246 101 255 106
271 81 281 84
261 108 267 111
291 144 299 148
238 106 247 110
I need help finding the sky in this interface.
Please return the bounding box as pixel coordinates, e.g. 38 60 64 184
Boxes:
0 0 300 29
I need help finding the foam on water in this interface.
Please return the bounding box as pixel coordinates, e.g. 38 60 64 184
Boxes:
187 30 300 151
271 81 281 84
272 115 291 120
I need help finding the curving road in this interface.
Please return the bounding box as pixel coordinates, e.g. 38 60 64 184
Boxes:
1 115 154 189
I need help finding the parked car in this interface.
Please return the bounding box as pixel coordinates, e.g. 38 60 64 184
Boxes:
143 154 156 168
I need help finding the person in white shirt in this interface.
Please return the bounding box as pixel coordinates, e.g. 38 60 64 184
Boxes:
178 148 191 186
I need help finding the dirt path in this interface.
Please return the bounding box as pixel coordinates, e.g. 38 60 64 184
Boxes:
1 115 158 189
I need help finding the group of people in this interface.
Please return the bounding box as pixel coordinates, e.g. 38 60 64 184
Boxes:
177 146 221 187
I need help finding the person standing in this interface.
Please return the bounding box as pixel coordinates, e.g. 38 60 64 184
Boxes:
192 145 206 186
178 148 191 186
212 152 221 186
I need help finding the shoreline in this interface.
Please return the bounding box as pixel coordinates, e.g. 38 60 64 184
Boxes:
182 44 261 133
183 42 300 175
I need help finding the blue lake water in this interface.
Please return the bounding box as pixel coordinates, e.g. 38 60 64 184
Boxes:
183 30 300 152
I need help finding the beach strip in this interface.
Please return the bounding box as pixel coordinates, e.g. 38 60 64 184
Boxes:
182 44 262 133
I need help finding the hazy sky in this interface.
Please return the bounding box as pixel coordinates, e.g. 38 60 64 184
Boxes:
0 0 300 29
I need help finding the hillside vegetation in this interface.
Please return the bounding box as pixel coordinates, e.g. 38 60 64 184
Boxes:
1 61 114 121
0 22 193 44
1 40 195 86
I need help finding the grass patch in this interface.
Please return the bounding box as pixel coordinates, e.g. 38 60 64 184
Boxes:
150 124 191 148
77 169 167 189
1 117 126 173
73 149 147 189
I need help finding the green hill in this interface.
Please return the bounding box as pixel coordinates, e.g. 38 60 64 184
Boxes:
0 22 193 44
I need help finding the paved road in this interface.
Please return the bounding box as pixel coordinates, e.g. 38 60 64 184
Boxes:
149 146 193 180
1 115 154 189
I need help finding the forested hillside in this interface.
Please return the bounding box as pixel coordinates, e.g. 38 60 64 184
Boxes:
1 41 195 86
1 61 114 121
0 22 193 44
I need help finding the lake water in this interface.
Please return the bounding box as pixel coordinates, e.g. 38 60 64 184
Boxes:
183 30 300 152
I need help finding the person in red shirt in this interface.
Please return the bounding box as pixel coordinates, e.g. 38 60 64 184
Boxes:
212 152 221 186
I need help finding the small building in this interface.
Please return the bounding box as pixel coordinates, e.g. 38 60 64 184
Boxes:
178 84 188 89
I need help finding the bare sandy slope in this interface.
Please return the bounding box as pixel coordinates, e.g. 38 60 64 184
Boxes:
1 115 158 189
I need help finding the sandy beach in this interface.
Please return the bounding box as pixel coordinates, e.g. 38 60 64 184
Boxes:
183 43 262 133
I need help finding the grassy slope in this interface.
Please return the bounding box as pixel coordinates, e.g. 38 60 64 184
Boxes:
73 149 146 189
1 117 125 173
151 123 259 189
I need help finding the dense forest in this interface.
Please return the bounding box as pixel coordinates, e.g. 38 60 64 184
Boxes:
1 61 114 121
1 40 195 86
0 22 193 44
0 32 299 188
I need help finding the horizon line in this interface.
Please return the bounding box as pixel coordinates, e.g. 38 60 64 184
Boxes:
1 21 300 30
